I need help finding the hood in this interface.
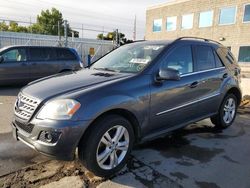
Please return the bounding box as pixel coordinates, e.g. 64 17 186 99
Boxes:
21 69 132 101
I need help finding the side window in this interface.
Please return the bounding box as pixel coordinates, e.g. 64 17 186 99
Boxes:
214 51 224 67
44 48 57 60
2 48 27 62
30 48 47 61
218 47 236 64
195 45 216 71
56 49 76 60
162 45 194 75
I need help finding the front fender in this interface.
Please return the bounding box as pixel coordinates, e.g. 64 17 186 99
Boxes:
77 93 149 126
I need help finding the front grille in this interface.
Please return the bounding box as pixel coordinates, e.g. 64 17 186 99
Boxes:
14 93 40 122
15 121 34 134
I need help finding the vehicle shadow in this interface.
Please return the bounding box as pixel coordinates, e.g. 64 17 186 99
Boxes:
135 123 222 151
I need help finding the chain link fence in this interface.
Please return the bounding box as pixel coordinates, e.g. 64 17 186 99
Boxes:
0 31 116 65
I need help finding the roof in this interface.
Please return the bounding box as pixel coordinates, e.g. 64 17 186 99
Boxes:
0 45 71 51
134 37 223 48
147 0 192 10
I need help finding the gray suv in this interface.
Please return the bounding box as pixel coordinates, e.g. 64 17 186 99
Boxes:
12 37 242 177
0 46 83 86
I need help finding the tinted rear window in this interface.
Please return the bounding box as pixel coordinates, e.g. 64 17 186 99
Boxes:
56 48 76 60
29 48 56 61
195 45 216 71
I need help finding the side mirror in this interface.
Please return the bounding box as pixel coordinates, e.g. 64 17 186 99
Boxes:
156 68 180 82
0 56 4 63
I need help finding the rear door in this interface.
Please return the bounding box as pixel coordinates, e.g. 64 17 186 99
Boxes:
56 48 78 70
192 45 227 116
0 47 30 85
28 47 58 80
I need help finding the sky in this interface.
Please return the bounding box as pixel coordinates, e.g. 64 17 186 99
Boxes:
0 0 170 40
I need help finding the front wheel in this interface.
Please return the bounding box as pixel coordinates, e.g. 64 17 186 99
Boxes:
211 94 238 129
78 115 134 177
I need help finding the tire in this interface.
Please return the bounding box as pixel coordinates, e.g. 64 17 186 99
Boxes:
78 115 135 177
210 93 238 129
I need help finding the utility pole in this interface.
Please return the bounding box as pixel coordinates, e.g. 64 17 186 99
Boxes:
82 24 84 39
64 20 68 47
30 16 32 34
133 15 137 41
58 21 61 46
116 29 119 47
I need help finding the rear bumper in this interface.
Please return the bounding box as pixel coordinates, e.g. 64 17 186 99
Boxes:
12 118 91 160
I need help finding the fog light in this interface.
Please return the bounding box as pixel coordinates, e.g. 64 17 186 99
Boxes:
44 132 53 143
38 131 61 144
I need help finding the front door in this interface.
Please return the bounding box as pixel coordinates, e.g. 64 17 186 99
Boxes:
147 44 204 135
0 47 30 85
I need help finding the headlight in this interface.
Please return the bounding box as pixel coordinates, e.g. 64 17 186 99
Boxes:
37 99 81 120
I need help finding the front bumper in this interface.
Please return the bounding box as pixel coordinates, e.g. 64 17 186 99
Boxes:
12 117 91 160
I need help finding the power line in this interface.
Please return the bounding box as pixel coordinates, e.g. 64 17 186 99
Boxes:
4 0 145 25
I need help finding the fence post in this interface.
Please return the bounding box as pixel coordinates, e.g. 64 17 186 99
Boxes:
64 20 68 47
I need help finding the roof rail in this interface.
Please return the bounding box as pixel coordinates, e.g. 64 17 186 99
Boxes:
175 37 222 45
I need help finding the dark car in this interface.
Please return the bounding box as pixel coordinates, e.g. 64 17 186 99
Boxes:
0 46 83 85
12 37 242 177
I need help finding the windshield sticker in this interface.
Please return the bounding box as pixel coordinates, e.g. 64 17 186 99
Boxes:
129 58 150 64
144 45 164 51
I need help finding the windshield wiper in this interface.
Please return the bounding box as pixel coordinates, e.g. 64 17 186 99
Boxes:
93 67 119 72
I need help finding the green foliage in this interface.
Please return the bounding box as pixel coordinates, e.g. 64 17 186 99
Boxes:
0 8 79 37
8 21 28 33
0 21 8 31
97 31 133 45
37 8 64 35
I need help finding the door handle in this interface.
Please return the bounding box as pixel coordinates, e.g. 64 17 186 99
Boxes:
189 81 199 88
222 73 228 79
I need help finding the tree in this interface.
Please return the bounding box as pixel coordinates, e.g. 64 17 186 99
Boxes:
97 31 133 45
37 8 64 36
0 8 79 37
8 21 28 33
0 21 8 31
36 8 78 37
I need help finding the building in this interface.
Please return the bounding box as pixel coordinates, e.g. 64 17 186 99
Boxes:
146 0 250 76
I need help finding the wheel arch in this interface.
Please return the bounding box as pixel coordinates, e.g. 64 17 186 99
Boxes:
226 87 242 106
78 108 141 147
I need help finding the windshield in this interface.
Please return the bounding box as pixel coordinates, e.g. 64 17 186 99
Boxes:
0 46 9 54
90 43 165 73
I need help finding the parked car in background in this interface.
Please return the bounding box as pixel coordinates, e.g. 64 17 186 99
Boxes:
0 46 83 86
12 37 241 177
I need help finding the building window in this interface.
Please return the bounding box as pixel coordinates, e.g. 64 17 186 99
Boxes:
219 7 236 25
181 14 194 29
166 16 177 31
153 19 162 32
199 11 213 27
238 46 250 62
243 4 250 22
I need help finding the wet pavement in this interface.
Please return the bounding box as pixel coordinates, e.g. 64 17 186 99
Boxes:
1 86 250 188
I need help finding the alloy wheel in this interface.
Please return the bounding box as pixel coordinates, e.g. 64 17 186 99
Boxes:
96 125 129 170
223 97 236 124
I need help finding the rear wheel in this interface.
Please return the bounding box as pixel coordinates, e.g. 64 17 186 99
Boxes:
78 115 134 177
211 94 238 129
